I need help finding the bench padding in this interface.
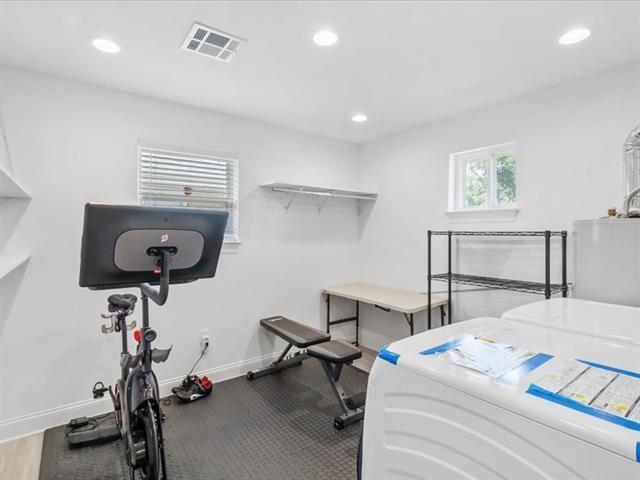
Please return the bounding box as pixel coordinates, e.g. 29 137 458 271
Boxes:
260 316 331 348
307 340 362 364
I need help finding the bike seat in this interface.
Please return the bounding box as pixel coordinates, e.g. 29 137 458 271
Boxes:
107 294 138 312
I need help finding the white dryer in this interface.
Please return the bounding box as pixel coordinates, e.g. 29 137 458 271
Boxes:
361 298 640 480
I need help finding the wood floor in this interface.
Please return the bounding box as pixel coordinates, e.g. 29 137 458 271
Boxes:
0 347 376 480
0 432 43 480
352 345 376 373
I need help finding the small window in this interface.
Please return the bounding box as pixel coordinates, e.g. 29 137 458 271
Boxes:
138 143 239 243
449 142 517 211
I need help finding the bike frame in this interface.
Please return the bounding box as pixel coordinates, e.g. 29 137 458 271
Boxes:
112 249 173 480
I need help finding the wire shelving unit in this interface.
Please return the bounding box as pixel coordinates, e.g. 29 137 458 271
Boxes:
427 230 568 329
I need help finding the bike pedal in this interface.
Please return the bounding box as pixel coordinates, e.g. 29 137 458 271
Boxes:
92 381 109 399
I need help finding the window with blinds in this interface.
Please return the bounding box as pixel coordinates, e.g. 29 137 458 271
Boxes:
138 144 239 242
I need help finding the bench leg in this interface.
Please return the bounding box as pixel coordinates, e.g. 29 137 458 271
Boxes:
334 409 364 430
317 360 365 430
246 344 307 380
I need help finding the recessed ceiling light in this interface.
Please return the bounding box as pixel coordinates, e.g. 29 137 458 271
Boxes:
352 114 368 123
91 37 120 54
313 30 338 46
558 28 590 45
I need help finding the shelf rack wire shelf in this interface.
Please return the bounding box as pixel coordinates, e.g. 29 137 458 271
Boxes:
430 273 564 296
427 230 568 329
430 230 565 237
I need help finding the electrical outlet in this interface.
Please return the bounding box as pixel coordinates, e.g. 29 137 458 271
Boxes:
200 329 210 355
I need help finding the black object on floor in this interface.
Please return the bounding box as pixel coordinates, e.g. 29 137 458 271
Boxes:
39 360 368 480
65 412 120 447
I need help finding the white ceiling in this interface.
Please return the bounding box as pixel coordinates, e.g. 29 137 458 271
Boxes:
1 1 638 143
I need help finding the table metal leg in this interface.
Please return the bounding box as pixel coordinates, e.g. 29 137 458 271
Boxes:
326 294 331 333
440 305 446 326
561 231 568 298
403 313 414 336
355 300 359 346
448 231 453 323
544 230 551 299
428 230 432 330
326 294 358 344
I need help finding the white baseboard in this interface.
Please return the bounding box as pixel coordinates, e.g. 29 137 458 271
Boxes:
358 329 389 352
0 351 279 444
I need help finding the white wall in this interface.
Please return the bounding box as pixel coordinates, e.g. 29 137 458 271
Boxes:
356 62 640 349
1 62 638 440
0 67 362 440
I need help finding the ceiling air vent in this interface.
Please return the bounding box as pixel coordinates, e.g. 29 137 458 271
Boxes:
181 22 246 63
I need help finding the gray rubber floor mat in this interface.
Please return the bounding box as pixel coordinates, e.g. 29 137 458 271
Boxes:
39 360 368 480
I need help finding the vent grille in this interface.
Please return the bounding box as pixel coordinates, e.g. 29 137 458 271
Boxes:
181 22 246 63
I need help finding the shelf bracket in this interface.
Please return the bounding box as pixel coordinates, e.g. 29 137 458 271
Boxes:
314 195 329 213
284 192 297 211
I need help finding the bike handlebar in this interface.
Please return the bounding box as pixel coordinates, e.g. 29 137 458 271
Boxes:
139 248 171 306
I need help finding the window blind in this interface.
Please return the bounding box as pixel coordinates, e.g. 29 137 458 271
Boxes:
138 146 239 240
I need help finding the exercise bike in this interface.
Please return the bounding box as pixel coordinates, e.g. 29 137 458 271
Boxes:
95 248 173 480
79 203 228 480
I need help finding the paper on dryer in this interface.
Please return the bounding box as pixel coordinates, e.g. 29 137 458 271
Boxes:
559 367 617 405
628 402 640 422
446 338 536 378
533 360 640 420
534 360 589 393
591 374 640 417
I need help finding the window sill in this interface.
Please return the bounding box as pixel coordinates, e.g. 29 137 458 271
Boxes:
222 239 242 253
445 207 519 223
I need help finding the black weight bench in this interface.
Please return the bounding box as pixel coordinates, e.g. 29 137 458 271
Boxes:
307 340 365 429
246 316 365 429
246 316 330 380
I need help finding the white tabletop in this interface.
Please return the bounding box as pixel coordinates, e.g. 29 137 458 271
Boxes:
322 283 447 314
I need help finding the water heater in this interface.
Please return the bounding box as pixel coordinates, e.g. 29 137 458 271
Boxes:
624 125 640 213
573 218 640 307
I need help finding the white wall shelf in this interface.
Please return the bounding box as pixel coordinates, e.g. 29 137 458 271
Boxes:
261 181 377 212
0 163 30 199
0 253 30 280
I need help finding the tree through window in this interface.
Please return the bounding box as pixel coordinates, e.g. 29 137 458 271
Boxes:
450 143 517 211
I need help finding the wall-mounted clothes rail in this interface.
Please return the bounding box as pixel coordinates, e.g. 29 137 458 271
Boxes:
261 182 377 213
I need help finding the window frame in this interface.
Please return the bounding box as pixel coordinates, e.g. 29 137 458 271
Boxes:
448 141 517 213
137 140 240 245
